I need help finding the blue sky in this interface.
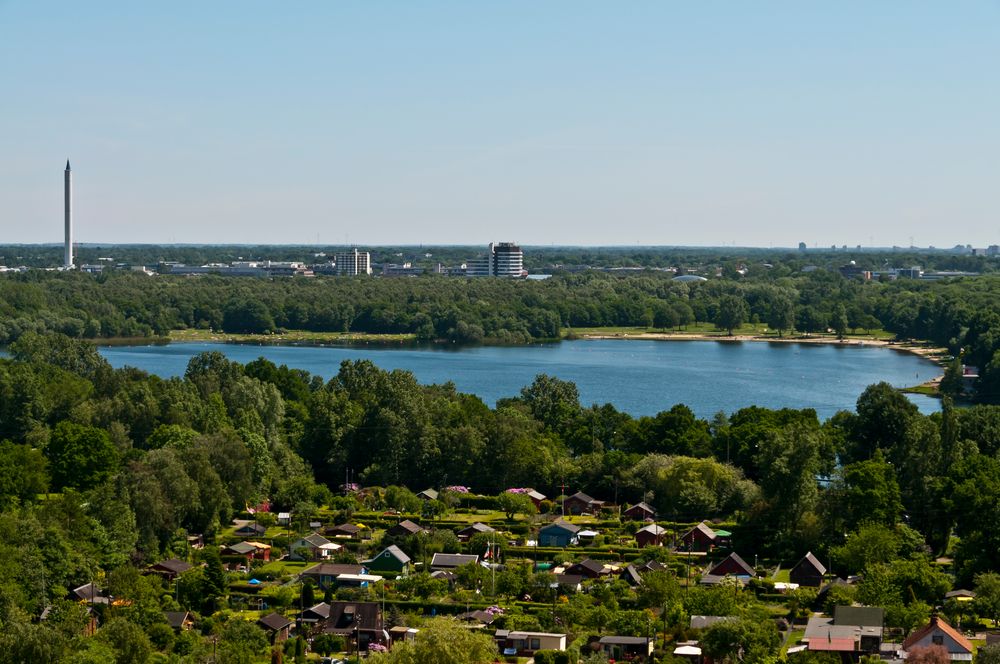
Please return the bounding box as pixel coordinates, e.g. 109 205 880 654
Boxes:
1 2 998 246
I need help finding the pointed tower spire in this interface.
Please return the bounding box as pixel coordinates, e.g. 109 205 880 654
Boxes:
66 160 71 171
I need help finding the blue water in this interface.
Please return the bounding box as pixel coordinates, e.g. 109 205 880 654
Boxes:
98 339 942 419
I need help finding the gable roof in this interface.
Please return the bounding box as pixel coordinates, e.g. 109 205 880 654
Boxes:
458 609 497 624
417 488 439 500
389 519 425 535
568 491 600 504
165 611 191 629
325 601 383 634
637 524 667 536
431 552 479 568
151 558 192 574
70 582 109 603
903 616 973 653
302 562 364 577
235 522 267 534
300 602 331 620
225 541 257 555
297 532 333 547
710 552 755 577
327 523 361 536
540 519 581 534
554 573 584 587
258 612 293 631
626 502 656 515
684 521 718 541
457 522 495 535
366 544 411 565
573 559 606 574
794 551 827 576
621 564 643 586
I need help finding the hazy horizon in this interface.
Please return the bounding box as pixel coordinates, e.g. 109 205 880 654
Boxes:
2 2 998 247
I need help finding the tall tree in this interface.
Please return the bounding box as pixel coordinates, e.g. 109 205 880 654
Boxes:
715 295 749 336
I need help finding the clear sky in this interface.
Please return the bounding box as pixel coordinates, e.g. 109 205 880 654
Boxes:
1 2 998 247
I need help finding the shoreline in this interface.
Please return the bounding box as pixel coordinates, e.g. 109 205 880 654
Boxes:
85 328 949 401
105 328 948 365
575 330 947 361
575 331 948 391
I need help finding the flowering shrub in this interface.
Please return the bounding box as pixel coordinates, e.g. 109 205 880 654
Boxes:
485 605 504 615
506 488 531 494
369 643 388 653
444 485 470 494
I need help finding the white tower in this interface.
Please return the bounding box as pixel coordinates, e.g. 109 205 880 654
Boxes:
64 160 74 268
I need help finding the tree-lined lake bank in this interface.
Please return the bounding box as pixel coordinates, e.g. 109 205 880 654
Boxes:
99 338 942 419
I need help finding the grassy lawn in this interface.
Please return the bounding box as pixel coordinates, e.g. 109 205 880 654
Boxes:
254 560 311 577
772 568 791 582
782 629 806 655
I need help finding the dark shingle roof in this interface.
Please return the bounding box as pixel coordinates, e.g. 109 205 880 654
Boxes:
600 636 651 645
225 542 256 555
327 523 361 536
258 612 293 631
684 521 718 541
626 502 656 515
366 544 411 565
388 519 425 535
165 611 190 629
568 559 605 575
541 519 581 534
710 552 755 577
431 553 479 568
458 522 495 535
794 551 827 576
152 558 192 574
302 563 364 577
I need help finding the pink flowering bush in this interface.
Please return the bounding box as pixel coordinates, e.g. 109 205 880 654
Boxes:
506 488 531 494
368 643 388 653
444 485 470 494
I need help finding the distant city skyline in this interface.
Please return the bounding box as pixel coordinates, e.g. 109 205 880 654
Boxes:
1 3 998 246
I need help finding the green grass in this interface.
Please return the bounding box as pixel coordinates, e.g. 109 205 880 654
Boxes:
901 384 940 396
782 629 806 656
254 560 311 577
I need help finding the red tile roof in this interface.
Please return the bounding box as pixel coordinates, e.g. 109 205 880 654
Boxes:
902 616 973 653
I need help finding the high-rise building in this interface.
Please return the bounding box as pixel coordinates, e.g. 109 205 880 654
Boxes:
492 242 524 277
64 160 74 268
334 249 372 276
465 242 524 277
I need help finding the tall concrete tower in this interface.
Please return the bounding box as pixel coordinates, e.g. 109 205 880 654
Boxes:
64 160 73 268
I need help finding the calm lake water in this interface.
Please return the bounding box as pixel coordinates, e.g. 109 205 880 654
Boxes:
98 339 941 419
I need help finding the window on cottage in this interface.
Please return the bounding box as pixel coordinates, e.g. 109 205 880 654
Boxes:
531 638 541 650
932 636 944 646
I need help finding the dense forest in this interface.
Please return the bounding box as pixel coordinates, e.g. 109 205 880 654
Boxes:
4 263 1000 397
5 330 1000 660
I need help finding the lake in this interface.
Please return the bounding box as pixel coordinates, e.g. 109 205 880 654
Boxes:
98 339 942 419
